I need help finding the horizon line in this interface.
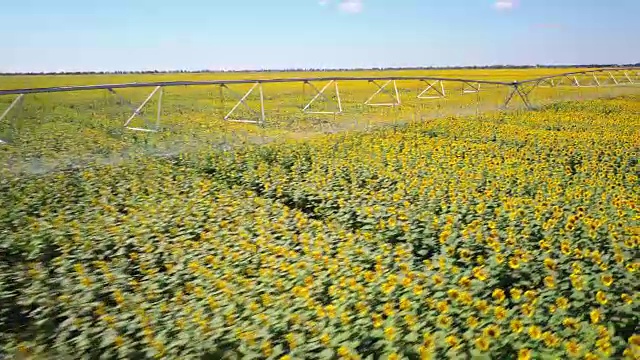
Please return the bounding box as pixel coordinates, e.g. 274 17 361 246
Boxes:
1 63 639 76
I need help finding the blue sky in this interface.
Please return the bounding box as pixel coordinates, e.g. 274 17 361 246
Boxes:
1 0 638 72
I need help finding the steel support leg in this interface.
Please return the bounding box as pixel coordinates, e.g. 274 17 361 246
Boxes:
259 83 266 125
364 80 401 106
503 85 518 108
573 76 581 87
515 85 534 110
417 80 446 99
108 86 162 132
302 80 342 114
539 78 555 88
0 94 24 124
503 83 534 110
461 81 480 94
155 87 163 129
223 82 264 124
0 94 25 144
556 75 579 88
123 86 162 129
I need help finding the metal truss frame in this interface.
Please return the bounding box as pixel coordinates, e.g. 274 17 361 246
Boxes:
108 86 163 132
417 80 446 99
302 80 342 115
0 93 25 144
503 82 538 110
222 82 266 124
364 80 401 106
553 75 581 88
585 74 601 87
538 78 556 88
2 67 637 97
0 67 637 145
608 71 621 85
593 73 615 87
570 74 600 88
461 81 480 94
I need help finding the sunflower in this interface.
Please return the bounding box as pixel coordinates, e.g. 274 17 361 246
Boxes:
562 317 580 331
596 338 612 356
467 316 479 329
528 325 542 340
517 349 532 360
436 300 449 313
556 297 569 310
565 340 581 358
399 297 411 311
384 326 396 341
483 325 501 339
372 313 383 328
543 258 556 270
543 332 560 348
475 337 491 352
320 333 331 346
583 353 599 360
445 335 459 348
337 346 350 358
404 314 417 328
437 315 452 329
600 274 613 287
596 291 608 305
510 288 522 301
544 275 556 288
524 290 537 302
457 276 470 288
383 302 395 316
510 319 524 333
475 300 490 314
423 333 435 348
492 289 506 303
473 267 488 281
521 303 535 318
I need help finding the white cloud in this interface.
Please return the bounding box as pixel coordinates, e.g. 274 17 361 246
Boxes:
338 0 364 13
494 0 516 10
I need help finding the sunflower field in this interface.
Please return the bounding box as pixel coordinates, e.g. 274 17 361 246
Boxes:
1 96 639 359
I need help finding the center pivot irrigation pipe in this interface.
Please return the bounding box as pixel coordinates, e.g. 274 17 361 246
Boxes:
0 67 638 137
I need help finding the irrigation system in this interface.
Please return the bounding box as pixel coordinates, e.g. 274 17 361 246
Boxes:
0 67 638 140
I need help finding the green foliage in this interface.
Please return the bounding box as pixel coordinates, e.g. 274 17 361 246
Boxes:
1 96 639 359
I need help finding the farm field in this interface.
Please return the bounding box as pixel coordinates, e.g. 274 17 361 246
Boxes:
1 92 639 359
1 68 638 175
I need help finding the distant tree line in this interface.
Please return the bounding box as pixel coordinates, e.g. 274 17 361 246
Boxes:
1 63 638 76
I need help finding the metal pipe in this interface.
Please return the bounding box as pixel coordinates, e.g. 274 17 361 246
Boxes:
156 87 163 129
517 67 640 84
335 81 343 113
259 83 266 125
123 86 162 127
365 80 401 106
302 80 337 113
224 82 259 121
1 67 637 96
0 93 24 123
